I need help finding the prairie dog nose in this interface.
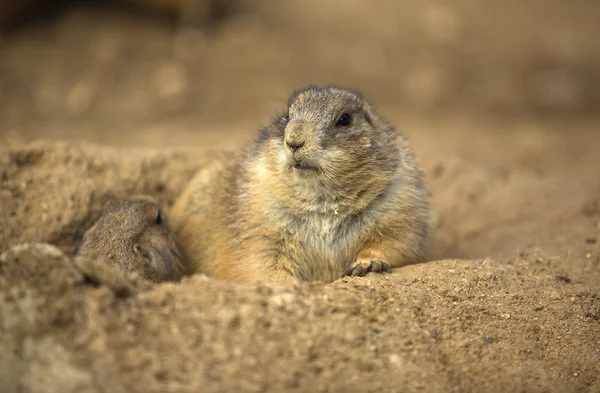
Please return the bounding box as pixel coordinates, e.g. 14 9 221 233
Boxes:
285 138 305 152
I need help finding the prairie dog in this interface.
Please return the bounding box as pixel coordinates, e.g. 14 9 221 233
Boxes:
77 196 189 282
171 86 432 283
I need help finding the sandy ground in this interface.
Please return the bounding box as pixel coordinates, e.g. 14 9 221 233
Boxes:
1 135 599 393
1 1 600 392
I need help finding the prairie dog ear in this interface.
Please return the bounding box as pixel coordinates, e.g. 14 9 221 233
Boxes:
344 86 364 99
127 195 165 225
361 102 376 126
133 243 145 260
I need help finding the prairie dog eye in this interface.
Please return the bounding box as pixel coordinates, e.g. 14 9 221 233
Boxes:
335 113 352 127
134 244 153 266
155 209 164 225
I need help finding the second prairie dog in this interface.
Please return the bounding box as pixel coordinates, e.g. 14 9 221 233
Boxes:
170 86 432 284
77 196 190 282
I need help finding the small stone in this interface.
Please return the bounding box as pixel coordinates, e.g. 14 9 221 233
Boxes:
501 313 511 320
484 336 495 344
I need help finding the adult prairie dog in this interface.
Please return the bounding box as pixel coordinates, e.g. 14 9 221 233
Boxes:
171 86 432 284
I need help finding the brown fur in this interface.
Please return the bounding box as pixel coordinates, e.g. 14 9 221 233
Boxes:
171 86 432 284
77 196 190 282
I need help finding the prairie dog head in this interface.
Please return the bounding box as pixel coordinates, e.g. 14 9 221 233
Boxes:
271 87 399 181
77 196 189 282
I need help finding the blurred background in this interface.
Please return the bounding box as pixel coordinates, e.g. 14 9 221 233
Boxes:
0 0 599 169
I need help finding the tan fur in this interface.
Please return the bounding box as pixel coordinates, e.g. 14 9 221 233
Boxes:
77 196 190 282
171 86 432 284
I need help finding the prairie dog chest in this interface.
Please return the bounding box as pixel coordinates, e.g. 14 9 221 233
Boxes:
284 210 362 260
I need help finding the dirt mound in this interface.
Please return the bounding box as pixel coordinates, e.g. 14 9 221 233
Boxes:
1 142 599 393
